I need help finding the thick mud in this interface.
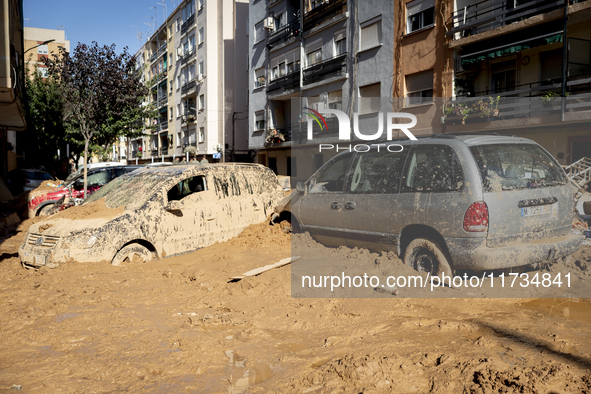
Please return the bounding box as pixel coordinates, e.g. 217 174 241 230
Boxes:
0 221 590 393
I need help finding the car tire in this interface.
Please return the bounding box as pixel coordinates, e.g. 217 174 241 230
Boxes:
111 243 153 266
403 238 453 277
38 204 55 216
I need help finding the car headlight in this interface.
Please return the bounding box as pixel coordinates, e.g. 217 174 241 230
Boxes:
69 235 97 249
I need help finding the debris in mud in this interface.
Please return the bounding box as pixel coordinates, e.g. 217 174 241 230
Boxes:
229 256 301 282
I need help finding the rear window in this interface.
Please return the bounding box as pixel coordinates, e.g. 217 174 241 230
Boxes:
24 172 53 181
469 144 567 192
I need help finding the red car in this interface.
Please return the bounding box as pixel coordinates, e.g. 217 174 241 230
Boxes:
28 165 142 217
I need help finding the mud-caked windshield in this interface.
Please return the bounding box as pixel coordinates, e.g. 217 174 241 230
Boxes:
470 143 567 192
85 172 166 210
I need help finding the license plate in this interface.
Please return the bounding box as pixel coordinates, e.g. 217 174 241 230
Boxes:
521 203 557 218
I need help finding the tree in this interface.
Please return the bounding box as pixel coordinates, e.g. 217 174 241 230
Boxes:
46 42 150 197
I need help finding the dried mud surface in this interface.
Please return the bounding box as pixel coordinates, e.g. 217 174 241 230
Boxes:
46 198 126 221
0 221 591 393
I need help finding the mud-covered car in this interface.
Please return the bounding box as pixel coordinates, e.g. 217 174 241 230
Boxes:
28 165 142 217
19 164 283 268
278 134 584 275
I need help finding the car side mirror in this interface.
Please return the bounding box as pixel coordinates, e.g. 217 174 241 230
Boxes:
166 200 184 211
73 180 84 191
296 181 306 193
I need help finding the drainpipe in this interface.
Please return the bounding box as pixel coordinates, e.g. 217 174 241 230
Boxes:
299 0 304 144
560 0 568 121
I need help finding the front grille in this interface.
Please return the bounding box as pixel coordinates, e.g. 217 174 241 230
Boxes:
27 233 60 248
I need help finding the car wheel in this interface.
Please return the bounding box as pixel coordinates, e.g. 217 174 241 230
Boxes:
112 243 153 266
38 204 55 216
403 238 453 277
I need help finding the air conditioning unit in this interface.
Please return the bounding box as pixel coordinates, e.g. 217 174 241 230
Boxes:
263 17 274 31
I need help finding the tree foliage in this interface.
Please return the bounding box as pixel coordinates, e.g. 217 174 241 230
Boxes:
45 42 152 196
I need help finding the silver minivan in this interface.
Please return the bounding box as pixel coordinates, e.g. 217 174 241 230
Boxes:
282 135 583 275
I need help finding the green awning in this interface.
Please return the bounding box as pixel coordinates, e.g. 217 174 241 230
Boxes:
461 32 563 66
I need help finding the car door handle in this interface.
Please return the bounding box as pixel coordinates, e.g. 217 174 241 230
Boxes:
331 202 342 210
345 201 356 210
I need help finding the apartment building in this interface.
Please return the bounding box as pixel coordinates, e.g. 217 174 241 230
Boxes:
24 27 70 78
248 0 395 175
0 0 25 177
444 0 591 165
128 0 249 164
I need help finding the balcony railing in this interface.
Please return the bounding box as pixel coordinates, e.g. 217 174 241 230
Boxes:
268 18 300 46
161 146 169 155
181 48 196 64
150 51 158 62
159 120 168 130
181 13 195 35
267 71 300 94
303 53 347 85
158 42 167 56
151 148 159 156
275 126 292 142
181 80 196 94
158 96 168 107
304 0 347 31
446 79 591 125
449 0 585 38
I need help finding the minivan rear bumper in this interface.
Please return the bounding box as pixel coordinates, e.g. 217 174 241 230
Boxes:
445 233 584 270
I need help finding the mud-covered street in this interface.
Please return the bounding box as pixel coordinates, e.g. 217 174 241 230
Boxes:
1 219 591 393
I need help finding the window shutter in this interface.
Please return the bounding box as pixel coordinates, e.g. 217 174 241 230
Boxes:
406 70 433 93
306 38 322 53
407 0 435 16
360 22 379 50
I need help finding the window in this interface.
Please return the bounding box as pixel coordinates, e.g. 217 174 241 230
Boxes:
255 111 265 131
254 67 265 88
169 53 173 67
255 21 265 43
274 13 285 30
199 60 204 76
170 107 173 120
167 176 207 202
360 20 381 51
177 74 181 89
246 18 249 36
183 40 189 57
309 153 354 193
38 67 48 78
348 151 407 194
177 45 182 60
176 18 181 32
199 27 204 44
406 0 435 34
359 83 381 114
198 0 204 10
37 44 48 55
199 94 204 110
177 103 182 117
170 79 174 93
334 30 346 56
306 39 322 66
199 127 205 143
176 132 182 147
188 63 195 81
189 35 195 53
406 70 433 106
401 145 464 192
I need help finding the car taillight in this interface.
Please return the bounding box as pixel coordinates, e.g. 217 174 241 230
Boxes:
463 201 489 232
24 179 31 183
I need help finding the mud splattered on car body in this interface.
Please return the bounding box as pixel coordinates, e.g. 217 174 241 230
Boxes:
19 164 284 268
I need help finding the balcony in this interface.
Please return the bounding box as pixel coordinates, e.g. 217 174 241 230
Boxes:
268 19 300 47
449 0 585 39
161 146 169 156
150 51 158 63
158 42 167 56
181 13 195 35
303 53 347 85
151 148 159 157
158 96 168 108
304 0 347 31
275 126 292 142
157 72 167 83
267 71 300 96
159 120 168 130
181 80 196 94
181 48 196 64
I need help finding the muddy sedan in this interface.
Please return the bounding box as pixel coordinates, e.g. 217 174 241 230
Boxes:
19 164 283 268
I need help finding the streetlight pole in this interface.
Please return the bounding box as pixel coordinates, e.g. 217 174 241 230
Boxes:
24 39 55 54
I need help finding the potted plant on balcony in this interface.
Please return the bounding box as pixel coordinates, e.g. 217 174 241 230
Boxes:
264 129 285 147
542 91 560 112
184 145 197 155
444 102 471 125
187 115 196 122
